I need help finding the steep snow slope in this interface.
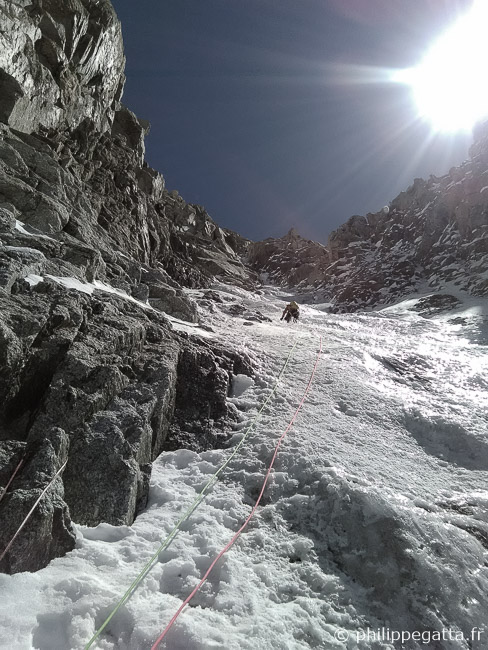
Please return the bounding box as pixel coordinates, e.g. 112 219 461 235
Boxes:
0 286 487 650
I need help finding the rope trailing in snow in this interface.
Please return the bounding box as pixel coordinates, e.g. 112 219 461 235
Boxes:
0 457 24 505
151 336 322 649
0 460 67 565
84 340 298 650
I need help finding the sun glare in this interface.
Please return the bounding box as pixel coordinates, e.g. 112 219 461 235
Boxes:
394 0 488 132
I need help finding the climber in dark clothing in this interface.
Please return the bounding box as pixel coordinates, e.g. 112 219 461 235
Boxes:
280 301 299 323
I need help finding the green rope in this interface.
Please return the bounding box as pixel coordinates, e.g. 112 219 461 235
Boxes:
84 340 297 649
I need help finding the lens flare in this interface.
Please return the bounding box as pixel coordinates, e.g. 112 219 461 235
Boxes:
394 1 488 132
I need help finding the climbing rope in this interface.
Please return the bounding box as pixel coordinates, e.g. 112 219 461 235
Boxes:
84 339 298 650
0 457 24 505
0 460 67 565
151 336 322 648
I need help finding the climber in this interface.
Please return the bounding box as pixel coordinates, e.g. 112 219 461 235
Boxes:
280 301 299 323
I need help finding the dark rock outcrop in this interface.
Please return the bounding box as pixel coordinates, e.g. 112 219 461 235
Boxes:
168 338 253 451
0 265 253 572
0 427 74 574
408 293 462 317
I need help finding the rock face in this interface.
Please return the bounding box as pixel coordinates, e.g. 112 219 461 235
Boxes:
247 228 330 294
250 128 488 311
0 0 125 135
0 0 254 573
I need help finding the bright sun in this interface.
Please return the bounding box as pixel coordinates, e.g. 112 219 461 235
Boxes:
395 0 488 132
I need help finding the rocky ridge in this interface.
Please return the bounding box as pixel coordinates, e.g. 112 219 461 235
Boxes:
0 0 255 573
247 228 330 294
249 125 488 312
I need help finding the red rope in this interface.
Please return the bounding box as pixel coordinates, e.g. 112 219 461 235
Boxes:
0 461 67 565
0 457 24 505
151 337 322 649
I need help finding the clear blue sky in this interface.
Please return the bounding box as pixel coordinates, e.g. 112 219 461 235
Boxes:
111 0 473 243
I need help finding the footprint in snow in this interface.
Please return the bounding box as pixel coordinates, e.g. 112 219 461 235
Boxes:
336 400 358 417
32 611 71 650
